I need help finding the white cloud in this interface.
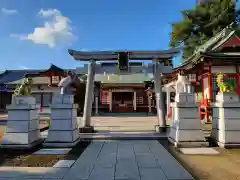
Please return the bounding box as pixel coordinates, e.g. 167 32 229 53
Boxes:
1 8 18 15
12 9 75 48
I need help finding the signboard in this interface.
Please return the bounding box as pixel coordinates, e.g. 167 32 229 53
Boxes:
118 52 129 71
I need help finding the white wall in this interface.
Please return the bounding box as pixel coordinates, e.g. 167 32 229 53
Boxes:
211 66 236 73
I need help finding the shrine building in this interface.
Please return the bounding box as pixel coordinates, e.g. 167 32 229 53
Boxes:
0 63 159 114
163 24 240 121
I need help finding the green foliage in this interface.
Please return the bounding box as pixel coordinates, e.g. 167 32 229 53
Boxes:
13 78 33 96
47 119 50 128
169 0 240 60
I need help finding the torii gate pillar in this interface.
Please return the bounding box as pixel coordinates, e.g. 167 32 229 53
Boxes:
79 60 95 133
154 61 167 132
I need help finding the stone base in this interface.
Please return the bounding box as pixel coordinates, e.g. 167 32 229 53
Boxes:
79 126 94 133
208 136 240 148
218 142 240 148
43 137 80 148
168 137 208 148
155 125 169 133
0 139 43 149
211 129 240 146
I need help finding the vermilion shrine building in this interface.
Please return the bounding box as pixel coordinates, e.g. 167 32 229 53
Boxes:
163 24 240 120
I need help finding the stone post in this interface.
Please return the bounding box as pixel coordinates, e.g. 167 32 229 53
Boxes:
166 87 171 121
187 84 193 93
211 92 240 148
168 92 207 147
44 94 80 147
109 90 112 112
1 96 42 148
133 91 137 111
148 96 152 113
95 96 99 115
80 60 95 133
154 62 166 132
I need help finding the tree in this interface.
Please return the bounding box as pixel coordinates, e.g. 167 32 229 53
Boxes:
169 0 240 61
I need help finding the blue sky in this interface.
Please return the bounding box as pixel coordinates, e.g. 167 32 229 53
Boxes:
0 0 197 70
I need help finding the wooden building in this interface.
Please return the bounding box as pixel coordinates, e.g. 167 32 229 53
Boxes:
95 73 155 113
0 63 157 114
163 24 240 120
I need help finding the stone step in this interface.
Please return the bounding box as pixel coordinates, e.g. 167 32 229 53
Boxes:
80 132 167 140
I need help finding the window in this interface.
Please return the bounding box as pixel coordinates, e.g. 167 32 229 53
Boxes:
52 76 59 84
136 96 143 104
188 74 196 82
101 92 110 104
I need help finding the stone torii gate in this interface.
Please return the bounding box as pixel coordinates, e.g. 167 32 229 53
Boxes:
68 49 180 132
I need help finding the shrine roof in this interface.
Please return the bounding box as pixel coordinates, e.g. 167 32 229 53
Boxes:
43 63 65 72
0 65 76 85
5 73 152 85
94 73 152 84
200 51 240 58
6 76 50 85
0 69 43 84
175 23 240 69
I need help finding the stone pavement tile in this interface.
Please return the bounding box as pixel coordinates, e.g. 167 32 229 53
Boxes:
133 142 151 154
53 160 76 168
33 148 71 155
94 153 117 168
62 141 104 180
94 141 117 168
117 141 135 160
135 154 159 168
149 142 194 180
115 159 140 180
139 167 168 180
0 167 69 179
180 148 219 155
88 167 115 180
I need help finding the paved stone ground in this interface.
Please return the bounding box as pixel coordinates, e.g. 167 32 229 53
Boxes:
0 140 193 180
90 116 160 131
79 116 168 140
63 140 194 180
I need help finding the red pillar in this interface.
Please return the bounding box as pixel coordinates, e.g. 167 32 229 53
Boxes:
236 73 240 95
206 65 212 122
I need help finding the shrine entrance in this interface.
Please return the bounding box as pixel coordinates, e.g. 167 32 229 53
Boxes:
68 48 180 133
112 91 134 113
